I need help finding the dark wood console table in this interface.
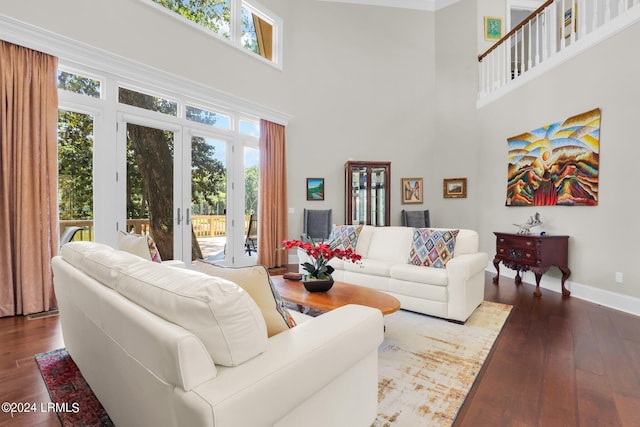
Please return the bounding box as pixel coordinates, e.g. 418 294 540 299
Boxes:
492 232 571 297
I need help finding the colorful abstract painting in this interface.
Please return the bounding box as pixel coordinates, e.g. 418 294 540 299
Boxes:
506 108 600 206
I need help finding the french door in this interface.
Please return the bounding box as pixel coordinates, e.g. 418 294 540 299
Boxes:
117 116 257 266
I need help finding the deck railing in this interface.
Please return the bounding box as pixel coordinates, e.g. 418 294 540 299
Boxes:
478 0 640 99
60 215 253 241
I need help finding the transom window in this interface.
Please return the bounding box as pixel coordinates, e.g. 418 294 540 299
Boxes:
145 0 281 67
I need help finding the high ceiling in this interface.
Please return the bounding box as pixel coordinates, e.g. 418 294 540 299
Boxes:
318 0 461 11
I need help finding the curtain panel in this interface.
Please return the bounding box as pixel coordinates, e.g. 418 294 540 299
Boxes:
0 41 59 316
257 120 288 268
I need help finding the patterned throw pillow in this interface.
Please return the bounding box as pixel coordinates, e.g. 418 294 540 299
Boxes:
407 228 459 268
328 225 362 252
117 231 163 263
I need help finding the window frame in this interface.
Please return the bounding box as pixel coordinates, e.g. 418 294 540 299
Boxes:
141 0 283 69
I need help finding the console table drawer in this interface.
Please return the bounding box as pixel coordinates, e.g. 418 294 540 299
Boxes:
497 246 539 265
496 235 538 250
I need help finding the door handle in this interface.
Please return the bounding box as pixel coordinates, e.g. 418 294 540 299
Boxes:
177 208 182 225
186 208 191 225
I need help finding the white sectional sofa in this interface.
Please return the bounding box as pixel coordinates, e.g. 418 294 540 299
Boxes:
299 226 488 323
51 241 383 427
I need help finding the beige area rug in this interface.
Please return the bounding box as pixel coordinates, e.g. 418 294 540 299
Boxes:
374 301 512 427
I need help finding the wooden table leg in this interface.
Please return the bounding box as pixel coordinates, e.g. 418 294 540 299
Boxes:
492 257 501 284
515 268 523 285
560 267 572 296
533 273 542 297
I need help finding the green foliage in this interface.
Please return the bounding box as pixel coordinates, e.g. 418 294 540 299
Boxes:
57 71 100 97
191 136 226 214
153 0 231 38
245 164 258 215
58 110 94 220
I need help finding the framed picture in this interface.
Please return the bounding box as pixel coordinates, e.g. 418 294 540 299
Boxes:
401 178 423 204
306 178 324 201
564 5 576 38
443 178 467 199
484 16 502 41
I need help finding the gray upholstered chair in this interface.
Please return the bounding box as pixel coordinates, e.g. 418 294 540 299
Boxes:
303 209 332 241
60 226 88 248
401 209 430 228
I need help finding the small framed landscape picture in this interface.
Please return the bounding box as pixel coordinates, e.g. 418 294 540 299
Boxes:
484 16 502 41
401 178 423 204
306 178 324 201
443 178 467 199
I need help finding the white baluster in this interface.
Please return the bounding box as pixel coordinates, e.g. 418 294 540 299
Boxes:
592 0 599 32
605 0 612 22
500 42 507 87
520 27 525 73
570 1 576 44
542 10 548 60
527 21 533 70
547 1 562 56
578 0 586 38
561 0 566 50
505 34 512 82
533 14 540 65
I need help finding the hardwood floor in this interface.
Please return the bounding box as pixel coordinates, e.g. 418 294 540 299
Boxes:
454 272 640 427
1 272 638 426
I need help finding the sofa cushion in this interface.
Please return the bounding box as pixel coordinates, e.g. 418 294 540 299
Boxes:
344 258 393 278
390 263 449 286
194 261 296 337
118 230 162 263
408 228 459 268
114 261 268 367
61 241 147 290
328 225 362 251
367 226 415 263
449 229 479 255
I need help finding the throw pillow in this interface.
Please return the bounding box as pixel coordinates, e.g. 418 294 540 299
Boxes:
194 261 296 337
328 225 362 252
407 228 460 268
118 230 162 263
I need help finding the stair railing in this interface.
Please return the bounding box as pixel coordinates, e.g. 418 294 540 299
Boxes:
478 0 640 101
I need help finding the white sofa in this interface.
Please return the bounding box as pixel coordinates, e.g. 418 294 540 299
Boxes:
299 226 488 323
51 242 383 427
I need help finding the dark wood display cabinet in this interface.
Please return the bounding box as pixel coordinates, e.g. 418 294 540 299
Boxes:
345 161 390 226
492 232 571 297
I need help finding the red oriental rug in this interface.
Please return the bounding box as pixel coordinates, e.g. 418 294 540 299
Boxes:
35 348 114 426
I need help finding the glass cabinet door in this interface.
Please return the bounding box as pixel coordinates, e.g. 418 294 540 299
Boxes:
345 161 390 226
350 166 367 225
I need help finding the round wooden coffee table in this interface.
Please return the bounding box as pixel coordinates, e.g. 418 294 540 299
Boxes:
271 275 400 316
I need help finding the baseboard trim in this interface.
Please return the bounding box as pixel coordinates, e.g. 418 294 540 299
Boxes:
485 266 640 318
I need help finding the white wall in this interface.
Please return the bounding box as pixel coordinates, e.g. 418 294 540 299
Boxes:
2 0 638 310
0 0 435 234
440 0 640 308
283 2 436 234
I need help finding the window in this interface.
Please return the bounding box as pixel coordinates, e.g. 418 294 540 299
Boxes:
239 119 259 136
57 70 101 98
58 109 95 241
241 5 273 61
186 105 231 129
119 86 178 116
145 0 282 67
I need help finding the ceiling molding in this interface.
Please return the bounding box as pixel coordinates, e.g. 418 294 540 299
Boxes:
0 14 292 125
317 0 460 11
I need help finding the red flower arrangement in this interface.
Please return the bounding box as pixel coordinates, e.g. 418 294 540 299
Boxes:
282 238 362 280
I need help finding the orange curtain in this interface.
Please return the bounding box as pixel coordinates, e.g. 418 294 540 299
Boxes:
0 41 59 316
257 120 288 268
